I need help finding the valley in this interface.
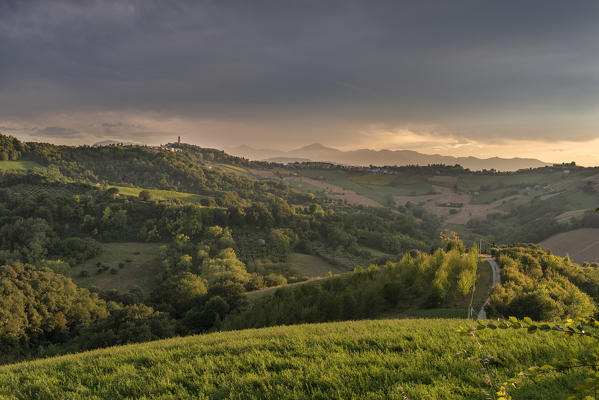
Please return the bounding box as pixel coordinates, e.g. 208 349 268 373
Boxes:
1 135 599 399
4 3 599 398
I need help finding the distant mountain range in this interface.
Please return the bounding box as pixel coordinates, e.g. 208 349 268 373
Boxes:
225 143 550 171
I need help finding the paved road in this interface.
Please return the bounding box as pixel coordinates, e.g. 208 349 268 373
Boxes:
477 256 501 319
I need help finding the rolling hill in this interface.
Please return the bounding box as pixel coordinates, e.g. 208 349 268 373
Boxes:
0 319 590 400
538 228 599 264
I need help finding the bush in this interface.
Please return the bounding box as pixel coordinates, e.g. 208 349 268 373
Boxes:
264 273 287 287
138 190 152 201
79 270 90 277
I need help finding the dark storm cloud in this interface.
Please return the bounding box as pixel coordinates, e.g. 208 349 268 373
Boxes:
1 0 599 143
34 126 83 138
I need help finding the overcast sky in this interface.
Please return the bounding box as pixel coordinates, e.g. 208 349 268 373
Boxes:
2 0 599 164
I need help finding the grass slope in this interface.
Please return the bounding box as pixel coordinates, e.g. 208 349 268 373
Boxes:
0 160 41 170
539 228 599 264
110 185 206 203
0 319 591 400
70 242 164 295
288 253 346 276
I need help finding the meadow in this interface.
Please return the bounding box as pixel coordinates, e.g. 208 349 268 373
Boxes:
0 318 591 400
0 160 41 170
288 252 347 276
208 162 254 178
285 177 325 194
109 185 206 203
70 242 164 295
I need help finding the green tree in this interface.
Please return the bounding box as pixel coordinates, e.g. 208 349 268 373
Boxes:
138 190 152 201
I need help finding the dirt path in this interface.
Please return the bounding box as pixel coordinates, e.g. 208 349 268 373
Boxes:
477 256 501 319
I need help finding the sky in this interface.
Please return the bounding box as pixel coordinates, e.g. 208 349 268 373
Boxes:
2 0 599 164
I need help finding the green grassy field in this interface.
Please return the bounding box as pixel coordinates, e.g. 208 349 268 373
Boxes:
397 308 468 318
350 174 396 185
0 160 41 170
0 318 591 399
285 178 325 193
355 244 394 258
110 185 206 203
208 162 253 178
288 252 347 276
298 169 433 204
70 242 164 295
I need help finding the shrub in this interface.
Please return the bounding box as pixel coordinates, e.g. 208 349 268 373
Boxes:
138 190 152 201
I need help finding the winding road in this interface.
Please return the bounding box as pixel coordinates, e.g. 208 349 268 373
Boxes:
477 256 501 319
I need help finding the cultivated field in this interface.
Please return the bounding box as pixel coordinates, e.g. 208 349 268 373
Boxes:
284 177 325 194
70 242 164 295
556 209 588 223
289 176 381 206
0 319 591 399
247 168 279 179
583 172 599 188
393 185 516 224
538 228 599 264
